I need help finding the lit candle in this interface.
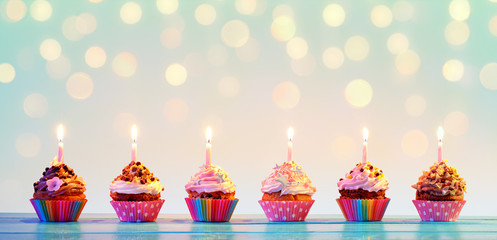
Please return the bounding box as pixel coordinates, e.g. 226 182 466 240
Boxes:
438 126 444 163
362 128 368 164
206 126 212 166
288 127 294 162
57 125 64 164
131 125 137 162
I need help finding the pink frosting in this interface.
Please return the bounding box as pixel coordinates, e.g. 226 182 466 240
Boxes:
185 164 235 193
261 161 316 195
337 162 389 192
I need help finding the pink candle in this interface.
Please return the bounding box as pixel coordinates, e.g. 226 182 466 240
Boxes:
288 128 294 162
362 128 368 164
206 126 212 165
57 125 64 164
438 127 444 162
131 125 137 162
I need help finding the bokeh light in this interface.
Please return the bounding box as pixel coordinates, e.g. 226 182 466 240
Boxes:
401 130 429 158
195 4 216 26
489 16 497 37
113 112 137 137
23 93 48 118
88 0 102 3
344 79 373 108
0 63 16 83
445 20 470 46
39 38 61 61
392 0 414 22
15 133 41 158
404 95 426 117
286 37 308 60
480 62 497 90
272 81 300 109
112 52 137 78
163 98 189 123
5 0 27 22
85 46 106 68
66 72 94 100
29 0 51 22
62 16 84 41
331 135 356 159
444 111 469 136
46 55 71 79
387 33 409 55
344 35 369 61
449 0 470 21
236 38 260 62
272 4 294 19
235 0 257 15
207 45 228 67
271 16 296 42
442 59 464 82
157 0 178 15
221 20 250 48
75 13 97 35
370 5 392 28
322 47 344 69
160 28 182 49
290 54 316 77
395 50 420 75
322 4 345 27
165 63 187 86
218 76 240 98
120 2 142 25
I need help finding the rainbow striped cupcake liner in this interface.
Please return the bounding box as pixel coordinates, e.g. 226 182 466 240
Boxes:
185 198 238 222
30 199 87 222
336 198 390 221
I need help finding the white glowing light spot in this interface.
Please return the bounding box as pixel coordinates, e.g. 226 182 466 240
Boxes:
62 16 84 41
402 130 429 158
442 59 464 82
40 39 61 61
271 16 296 42
235 0 257 15
195 4 216 26
322 47 344 69
272 82 301 109
112 52 137 78
5 0 27 22
165 63 187 86
480 63 497 90
395 50 420 75
273 4 294 19
392 1 413 22
66 72 94 100
160 28 182 49
23 93 48 118
16 133 41 158
46 55 71 79
371 5 392 28
344 36 369 61
405 95 426 117
286 37 308 60
449 0 470 21
489 16 497 37
218 76 240 98
163 98 189 123
207 45 228 67
157 0 178 15
387 33 409 55
444 111 469 136
236 38 259 62
120 2 142 24
323 4 345 27
345 79 373 108
30 0 52 22
88 0 102 3
113 112 137 137
221 20 250 48
331 136 356 159
0 63 16 83
445 21 470 46
290 54 316 77
85 46 106 68
75 13 97 35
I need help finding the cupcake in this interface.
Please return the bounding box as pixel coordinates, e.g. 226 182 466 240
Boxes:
184 163 238 222
336 161 390 221
411 160 467 221
30 157 87 222
259 161 316 222
109 160 165 222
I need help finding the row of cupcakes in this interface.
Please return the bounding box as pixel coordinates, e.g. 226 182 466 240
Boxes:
30 126 467 223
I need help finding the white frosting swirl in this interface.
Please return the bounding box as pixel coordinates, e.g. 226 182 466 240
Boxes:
185 164 236 193
261 161 316 196
337 162 389 192
110 180 164 195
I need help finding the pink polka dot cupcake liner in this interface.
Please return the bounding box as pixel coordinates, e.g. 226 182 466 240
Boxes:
30 199 87 222
110 199 165 222
185 198 239 222
258 200 315 222
412 200 466 222
336 198 390 221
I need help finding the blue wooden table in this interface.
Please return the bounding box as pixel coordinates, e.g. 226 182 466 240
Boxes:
1 213 496 239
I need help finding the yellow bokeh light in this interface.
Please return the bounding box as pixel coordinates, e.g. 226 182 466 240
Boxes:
195 4 216 26
66 72 94 100
62 16 84 41
401 130 429 158
157 0 178 15
160 28 182 49
5 0 27 22
404 95 426 117
85 46 106 68
221 20 250 48
271 16 296 42
480 62 497 90
322 4 345 27
163 98 189 123
165 63 187 86
344 79 373 108
322 47 344 69
112 52 137 78
218 76 240 98
75 13 97 35
392 0 413 22
444 111 469 136
286 37 308 60
387 33 409 55
46 55 71 79
370 5 392 28
39 38 61 61
291 54 316 77
0 63 16 83
120 2 142 25
23 93 48 118
331 136 356 159
395 50 420 75
272 81 301 109
16 133 41 158
344 35 369 61
273 4 293 19
235 0 257 15
449 0 470 21
207 45 228 67
445 20 470 46
88 0 102 3
442 59 464 82
236 38 259 62
29 0 51 22
489 16 497 37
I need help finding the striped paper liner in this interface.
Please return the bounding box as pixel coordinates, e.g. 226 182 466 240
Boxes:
110 199 165 222
185 198 238 222
30 199 87 222
336 198 390 221
412 200 466 222
258 200 315 222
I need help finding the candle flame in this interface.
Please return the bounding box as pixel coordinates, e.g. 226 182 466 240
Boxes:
438 126 444 142
132 125 137 143
206 126 212 143
363 128 368 142
288 127 294 142
57 125 63 142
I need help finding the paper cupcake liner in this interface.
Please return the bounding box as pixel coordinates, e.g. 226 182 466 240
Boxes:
336 198 390 221
412 200 466 222
258 200 315 222
30 199 87 222
185 198 238 222
110 199 165 222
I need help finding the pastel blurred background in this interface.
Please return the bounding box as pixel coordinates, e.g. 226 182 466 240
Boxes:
1 0 497 216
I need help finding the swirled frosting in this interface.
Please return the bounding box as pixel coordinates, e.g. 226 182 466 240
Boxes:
185 164 236 193
33 157 86 198
110 160 164 195
337 162 389 192
411 160 466 197
261 161 316 196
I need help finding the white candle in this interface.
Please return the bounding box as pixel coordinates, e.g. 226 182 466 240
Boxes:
131 125 137 162
288 127 294 162
438 127 444 163
362 128 368 164
57 125 64 164
206 126 212 166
